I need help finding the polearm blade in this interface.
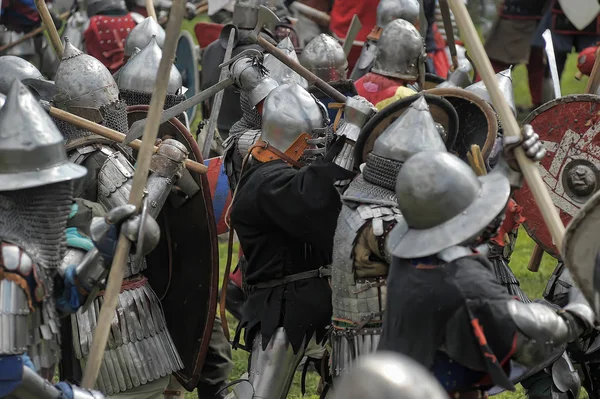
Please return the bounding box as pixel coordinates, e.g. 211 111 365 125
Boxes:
34 0 64 56
342 14 362 58
439 0 459 71
123 77 234 144
80 0 187 389
201 28 235 158
542 29 562 98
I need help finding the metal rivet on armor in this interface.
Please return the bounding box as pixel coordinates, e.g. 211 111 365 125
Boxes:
151 201 158 208
111 19 115 22
106 30 109 34
100 40 104 44
124 18 128 21
127 28 131 31
122 39 125 42
104 20 108 23
120 28 124 31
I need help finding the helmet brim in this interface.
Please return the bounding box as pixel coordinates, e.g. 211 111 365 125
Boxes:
0 161 87 191
386 170 510 259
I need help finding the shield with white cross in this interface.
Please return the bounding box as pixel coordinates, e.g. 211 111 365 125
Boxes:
514 94 600 258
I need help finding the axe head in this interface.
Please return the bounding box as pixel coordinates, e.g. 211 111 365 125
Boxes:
251 5 281 41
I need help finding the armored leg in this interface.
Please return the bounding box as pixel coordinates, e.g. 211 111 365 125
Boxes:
246 328 306 399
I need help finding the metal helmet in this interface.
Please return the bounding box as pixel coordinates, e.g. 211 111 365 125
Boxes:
299 34 347 83
261 83 326 153
0 93 5 109
87 0 127 16
386 151 511 259
0 55 43 95
376 0 420 28
263 37 308 88
0 81 87 191
333 352 447 399
465 69 516 116
231 0 269 30
230 56 279 107
372 19 425 82
353 96 446 200
124 17 166 57
54 38 120 110
118 36 182 95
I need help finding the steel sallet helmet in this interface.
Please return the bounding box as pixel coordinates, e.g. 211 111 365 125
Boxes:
263 37 308 88
386 151 511 259
465 68 516 116
118 36 182 95
261 83 326 153
0 56 44 95
299 34 347 83
124 17 166 57
333 352 448 399
87 0 127 17
376 0 420 28
372 19 425 83
0 81 87 191
230 56 279 107
54 38 120 110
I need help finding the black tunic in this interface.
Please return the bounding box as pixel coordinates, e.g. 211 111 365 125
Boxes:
380 254 518 391
230 159 354 353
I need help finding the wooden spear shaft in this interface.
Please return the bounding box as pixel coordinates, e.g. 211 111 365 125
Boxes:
146 0 158 20
34 0 63 56
448 0 566 252
48 106 208 174
81 0 187 388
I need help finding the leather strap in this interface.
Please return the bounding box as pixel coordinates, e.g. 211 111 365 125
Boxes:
65 135 118 152
250 266 331 290
366 27 383 42
249 133 313 168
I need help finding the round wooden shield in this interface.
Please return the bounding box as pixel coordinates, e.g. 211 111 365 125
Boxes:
354 93 460 166
426 87 499 162
126 106 219 390
514 94 600 258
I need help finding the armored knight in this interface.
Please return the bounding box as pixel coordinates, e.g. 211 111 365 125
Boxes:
50 39 186 399
329 96 445 385
227 82 355 399
299 33 357 122
80 0 144 73
350 0 419 81
117 35 185 111
0 55 44 94
332 353 447 399
354 19 426 111
200 0 277 140
0 80 158 399
380 133 595 398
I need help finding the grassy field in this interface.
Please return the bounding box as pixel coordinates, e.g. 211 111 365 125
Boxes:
180 17 590 398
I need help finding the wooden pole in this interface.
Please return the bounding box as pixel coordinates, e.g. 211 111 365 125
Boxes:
81 0 188 387
146 0 158 20
34 0 64 56
449 0 566 254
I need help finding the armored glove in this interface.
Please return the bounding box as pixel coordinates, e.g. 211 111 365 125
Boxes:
90 204 161 263
503 124 547 170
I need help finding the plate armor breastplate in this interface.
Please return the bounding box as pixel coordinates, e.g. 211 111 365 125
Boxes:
330 202 401 377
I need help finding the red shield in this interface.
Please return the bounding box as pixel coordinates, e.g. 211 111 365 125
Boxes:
514 94 600 257
194 22 224 49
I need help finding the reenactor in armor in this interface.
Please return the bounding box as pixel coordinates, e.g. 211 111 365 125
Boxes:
227 82 364 399
329 97 445 386
0 80 158 399
117 35 185 110
380 130 596 398
484 0 548 108
299 33 357 122
80 0 144 73
332 353 448 399
45 39 186 399
200 0 277 141
350 0 419 81
0 0 61 76
354 19 425 111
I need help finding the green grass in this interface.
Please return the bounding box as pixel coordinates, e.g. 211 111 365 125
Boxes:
180 17 589 398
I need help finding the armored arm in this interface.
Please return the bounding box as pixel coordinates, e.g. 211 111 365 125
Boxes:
508 288 596 367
